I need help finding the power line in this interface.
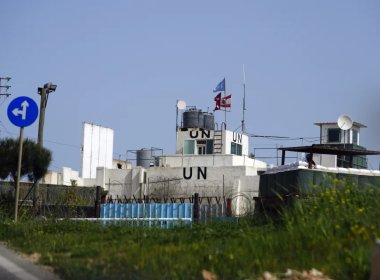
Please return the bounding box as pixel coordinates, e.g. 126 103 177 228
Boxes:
0 121 16 137
247 132 320 141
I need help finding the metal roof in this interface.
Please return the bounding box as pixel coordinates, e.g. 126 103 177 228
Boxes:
278 144 380 156
313 122 367 128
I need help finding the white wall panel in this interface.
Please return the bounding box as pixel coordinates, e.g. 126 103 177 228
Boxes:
81 122 114 178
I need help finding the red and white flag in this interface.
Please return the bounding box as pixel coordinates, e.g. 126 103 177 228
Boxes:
221 95 231 108
214 92 222 110
214 93 231 111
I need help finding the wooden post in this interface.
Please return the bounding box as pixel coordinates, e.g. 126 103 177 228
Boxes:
281 150 286 165
14 127 24 223
226 198 232 217
193 193 199 223
94 185 101 218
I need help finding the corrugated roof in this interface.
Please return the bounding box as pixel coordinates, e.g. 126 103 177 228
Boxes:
313 122 367 128
279 144 379 156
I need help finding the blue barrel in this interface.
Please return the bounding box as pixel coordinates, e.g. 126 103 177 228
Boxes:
100 204 106 218
172 203 179 218
167 204 173 218
120 204 126 218
155 204 162 218
178 204 185 219
132 203 138 218
185 203 193 219
149 204 156 218
109 204 115 218
126 204 132 218
138 204 144 218
115 204 121 218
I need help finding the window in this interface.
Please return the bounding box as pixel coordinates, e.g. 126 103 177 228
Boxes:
352 129 358 145
206 140 214 154
196 140 214 155
197 140 206 155
328 128 341 143
231 142 242 156
184 140 194 154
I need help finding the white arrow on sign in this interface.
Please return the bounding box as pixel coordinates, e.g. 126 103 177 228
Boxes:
12 100 29 120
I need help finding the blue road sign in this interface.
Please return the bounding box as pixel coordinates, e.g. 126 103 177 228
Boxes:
7 96 39 128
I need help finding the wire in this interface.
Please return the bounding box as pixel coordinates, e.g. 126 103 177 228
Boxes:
44 139 79 149
0 121 16 137
248 132 320 141
0 96 10 107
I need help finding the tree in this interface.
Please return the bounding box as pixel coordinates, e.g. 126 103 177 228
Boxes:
0 137 52 186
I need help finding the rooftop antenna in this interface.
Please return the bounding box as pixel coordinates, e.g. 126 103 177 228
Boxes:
337 114 353 131
337 114 353 165
0 77 12 99
241 65 247 133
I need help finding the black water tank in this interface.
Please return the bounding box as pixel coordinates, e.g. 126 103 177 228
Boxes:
203 113 215 130
183 109 203 129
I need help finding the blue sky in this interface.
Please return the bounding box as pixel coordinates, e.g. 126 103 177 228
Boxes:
1 0 379 171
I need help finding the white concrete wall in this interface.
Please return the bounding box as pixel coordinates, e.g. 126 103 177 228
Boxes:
81 123 114 179
175 129 250 156
42 171 61 185
176 129 214 154
313 154 337 168
146 165 260 197
96 166 146 198
95 164 262 199
232 176 261 215
72 161 265 216
160 154 267 169
224 131 249 156
90 165 253 216
112 159 132 169
42 168 96 187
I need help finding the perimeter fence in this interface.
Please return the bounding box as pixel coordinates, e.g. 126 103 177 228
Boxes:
0 182 98 218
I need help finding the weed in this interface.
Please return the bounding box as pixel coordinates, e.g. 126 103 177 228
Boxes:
0 180 379 279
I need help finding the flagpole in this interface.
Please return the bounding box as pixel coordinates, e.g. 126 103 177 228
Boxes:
242 65 246 133
176 99 179 131
224 77 227 129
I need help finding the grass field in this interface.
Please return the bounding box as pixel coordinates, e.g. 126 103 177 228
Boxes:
1 179 379 279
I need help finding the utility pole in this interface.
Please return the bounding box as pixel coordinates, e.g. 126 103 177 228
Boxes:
37 87 47 146
34 82 57 211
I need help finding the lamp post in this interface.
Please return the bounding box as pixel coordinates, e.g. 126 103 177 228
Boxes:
33 82 57 210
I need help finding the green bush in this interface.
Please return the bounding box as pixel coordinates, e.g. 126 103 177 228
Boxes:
0 179 379 279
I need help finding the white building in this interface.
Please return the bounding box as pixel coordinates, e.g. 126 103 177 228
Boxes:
93 109 266 215
43 110 380 215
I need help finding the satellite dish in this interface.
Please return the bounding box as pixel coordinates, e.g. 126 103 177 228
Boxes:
177 100 186 110
337 115 353 130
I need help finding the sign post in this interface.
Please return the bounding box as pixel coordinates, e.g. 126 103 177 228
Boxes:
7 96 39 222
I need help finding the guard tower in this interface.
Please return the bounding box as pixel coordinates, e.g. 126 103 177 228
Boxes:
279 116 380 169
314 121 366 146
314 118 368 168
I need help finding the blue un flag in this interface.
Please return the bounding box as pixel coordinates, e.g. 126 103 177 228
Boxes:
213 78 225 92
